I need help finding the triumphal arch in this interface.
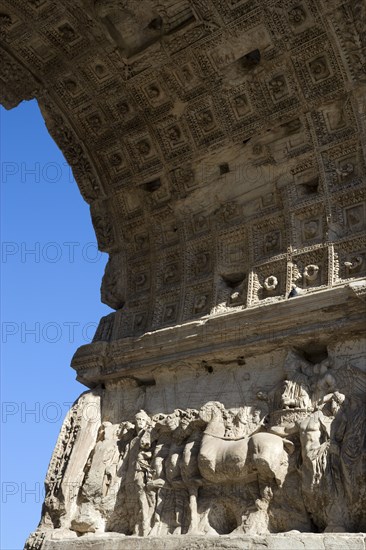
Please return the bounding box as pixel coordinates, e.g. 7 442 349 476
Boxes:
1 1 365 548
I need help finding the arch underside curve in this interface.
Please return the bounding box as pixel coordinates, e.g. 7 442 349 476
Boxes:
2 2 366 547
1 0 365 349
0 0 366 380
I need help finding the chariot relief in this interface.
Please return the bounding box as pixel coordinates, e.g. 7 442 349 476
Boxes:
32 349 366 539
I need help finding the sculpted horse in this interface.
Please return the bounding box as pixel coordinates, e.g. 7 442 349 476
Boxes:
134 404 293 534
197 402 293 487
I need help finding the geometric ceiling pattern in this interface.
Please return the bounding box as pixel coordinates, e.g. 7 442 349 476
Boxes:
1 0 365 337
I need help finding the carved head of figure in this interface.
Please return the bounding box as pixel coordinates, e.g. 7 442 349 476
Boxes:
330 391 345 416
256 391 268 401
223 409 236 426
252 408 262 424
180 409 201 430
164 412 181 432
98 421 113 441
135 410 150 433
199 401 225 423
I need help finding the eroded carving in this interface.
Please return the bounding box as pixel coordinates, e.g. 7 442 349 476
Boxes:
32 349 366 540
2 1 366 547
3 0 363 332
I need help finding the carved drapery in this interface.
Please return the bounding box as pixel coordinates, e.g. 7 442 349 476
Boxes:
26 347 366 542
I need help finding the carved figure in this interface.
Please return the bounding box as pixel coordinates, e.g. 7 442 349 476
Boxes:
71 421 121 534
178 410 206 533
27 355 366 540
197 402 292 487
330 393 366 530
122 411 155 535
279 351 313 410
270 390 346 531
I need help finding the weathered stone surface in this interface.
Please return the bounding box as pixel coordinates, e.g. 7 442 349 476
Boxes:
41 533 366 550
1 1 365 548
24 336 366 546
72 285 365 386
1 0 366 336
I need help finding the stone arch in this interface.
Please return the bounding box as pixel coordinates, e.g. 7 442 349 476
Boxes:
2 5 366 545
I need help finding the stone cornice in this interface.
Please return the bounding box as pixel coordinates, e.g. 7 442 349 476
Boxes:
72 281 366 386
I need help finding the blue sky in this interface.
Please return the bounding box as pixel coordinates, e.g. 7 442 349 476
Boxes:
1 100 110 549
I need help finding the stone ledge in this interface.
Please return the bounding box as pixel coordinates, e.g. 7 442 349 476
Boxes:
42 533 366 550
71 283 366 386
